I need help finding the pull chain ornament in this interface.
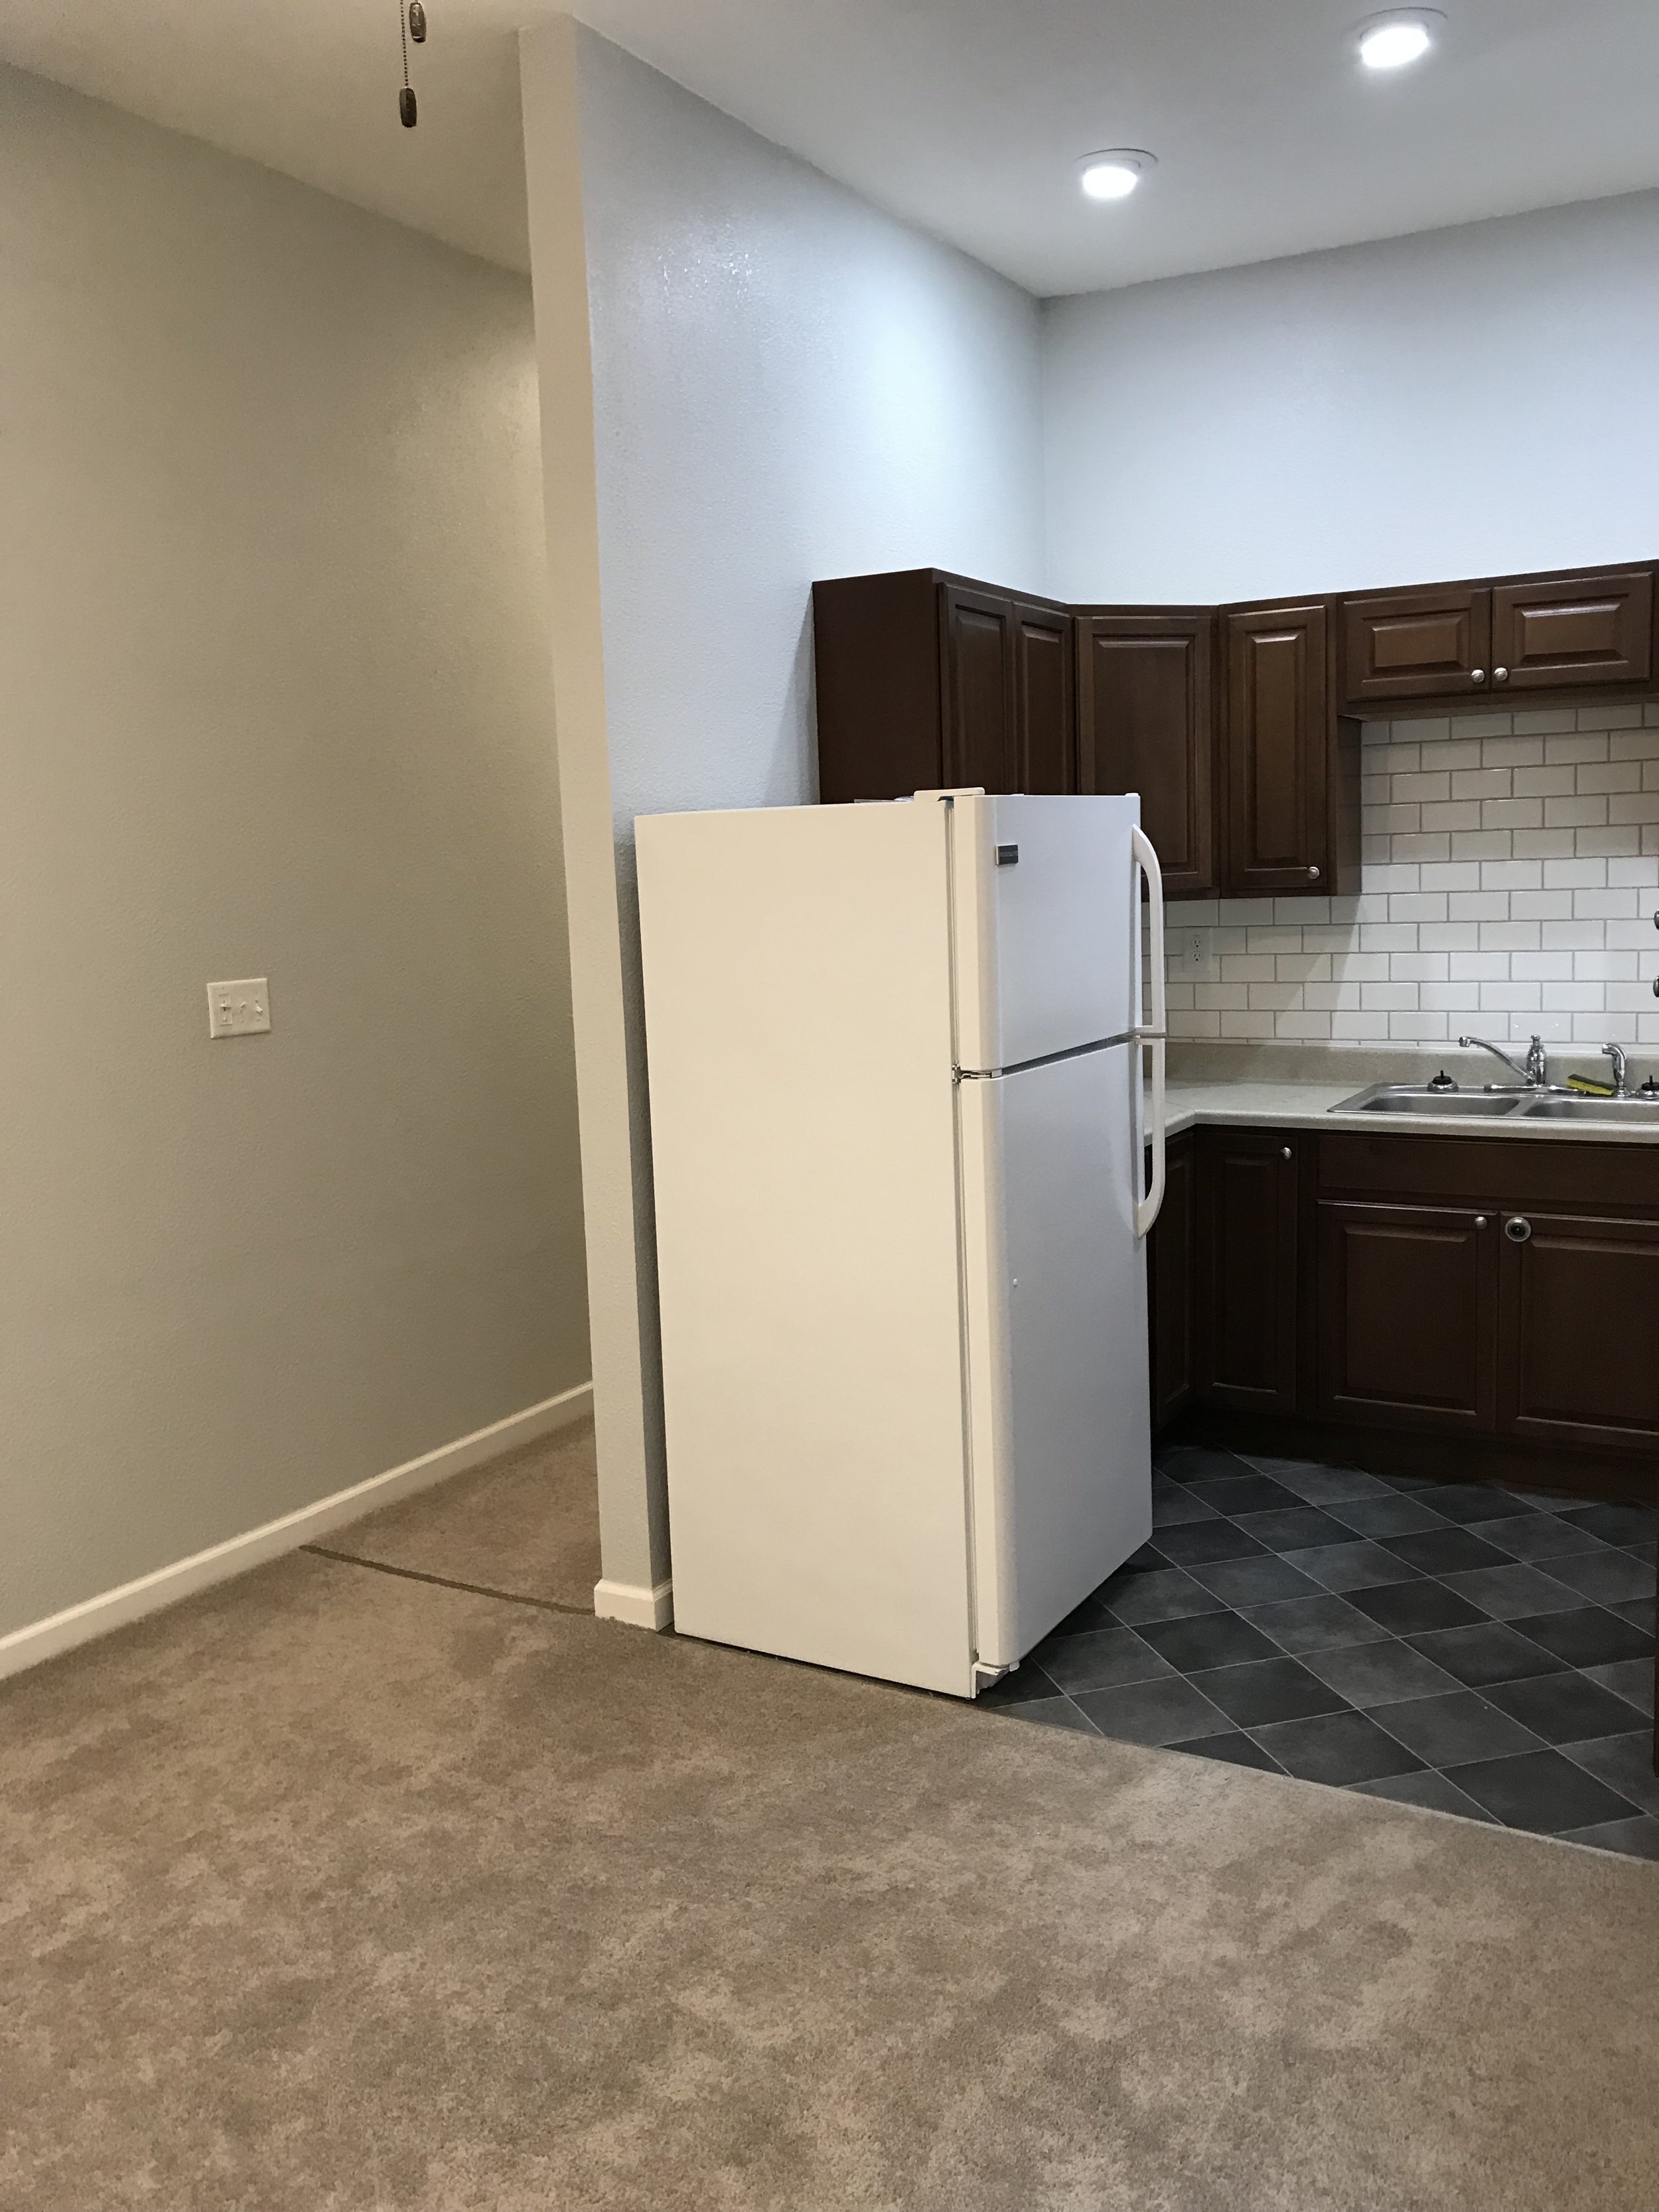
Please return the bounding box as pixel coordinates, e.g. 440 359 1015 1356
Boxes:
398 1 426 127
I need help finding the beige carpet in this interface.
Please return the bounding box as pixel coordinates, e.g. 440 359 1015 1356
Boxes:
1 1437 1656 2211
313 1418 601 1610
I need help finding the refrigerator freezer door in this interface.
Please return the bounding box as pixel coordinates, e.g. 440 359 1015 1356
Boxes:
638 799 977 1698
958 1041 1153 1669
950 792 1142 1074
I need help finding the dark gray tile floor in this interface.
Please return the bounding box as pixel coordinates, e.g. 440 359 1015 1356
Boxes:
983 1445 1659 1861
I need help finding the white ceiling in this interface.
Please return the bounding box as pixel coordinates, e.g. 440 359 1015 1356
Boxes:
5 2 1659 297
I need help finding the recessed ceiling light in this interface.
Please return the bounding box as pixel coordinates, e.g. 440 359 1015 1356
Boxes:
1079 151 1156 202
1357 11 1444 71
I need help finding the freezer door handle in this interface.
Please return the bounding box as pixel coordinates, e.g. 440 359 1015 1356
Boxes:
1130 826 1167 1240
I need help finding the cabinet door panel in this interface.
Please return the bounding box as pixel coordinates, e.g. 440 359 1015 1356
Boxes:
1491 571 1654 692
1341 587 1490 706
1224 604 1329 897
1198 1130 1298 1413
1317 1202 1496 1433
940 586 1017 792
1498 1211 1659 1451
1078 615 1216 895
1148 1132 1196 1431
1013 603 1076 794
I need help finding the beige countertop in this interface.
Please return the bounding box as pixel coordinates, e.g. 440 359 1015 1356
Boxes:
1159 1077 1659 1146
1149 1045 1659 1147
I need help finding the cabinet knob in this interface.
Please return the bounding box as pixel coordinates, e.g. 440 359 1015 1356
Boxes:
1307 865 1321 881
1280 1146 1293 1160
1475 1215 1488 1228
1504 1216 1532 1244
1471 668 1487 683
1493 666 1510 683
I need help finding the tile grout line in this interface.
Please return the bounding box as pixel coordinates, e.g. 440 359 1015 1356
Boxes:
301 1545 595 1617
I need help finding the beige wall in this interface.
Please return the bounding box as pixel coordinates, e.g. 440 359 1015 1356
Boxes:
0 65 588 1640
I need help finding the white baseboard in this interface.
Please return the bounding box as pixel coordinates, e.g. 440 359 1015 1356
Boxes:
0 1381 593 1685
594 1576 674 1631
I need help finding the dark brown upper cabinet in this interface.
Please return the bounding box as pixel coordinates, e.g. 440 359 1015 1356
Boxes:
1011 600 1078 796
1342 585 1491 706
816 559 1659 879
812 569 1074 804
1491 570 1654 693
1339 563 1656 711
1224 602 1360 899
1077 612 1216 897
940 583 1018 792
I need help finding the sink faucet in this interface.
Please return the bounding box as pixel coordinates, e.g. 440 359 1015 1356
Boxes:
1459 1033 1548 1087
1603 1043 1628 1097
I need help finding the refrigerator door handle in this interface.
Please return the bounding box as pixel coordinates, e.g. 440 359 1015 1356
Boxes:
1129 826 1167 1240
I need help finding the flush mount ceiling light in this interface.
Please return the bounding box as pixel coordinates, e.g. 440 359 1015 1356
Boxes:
1357 10 1445 71
1079 151 1156 202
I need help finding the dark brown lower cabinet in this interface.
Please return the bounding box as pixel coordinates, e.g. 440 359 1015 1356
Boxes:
1197 1128 1299 1414
1498 1211 1659 1452
1316 1201 1496 1433
1148 1132 1196 1431
1148 1126 1659 1495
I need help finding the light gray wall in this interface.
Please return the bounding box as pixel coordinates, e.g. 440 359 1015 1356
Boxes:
1043 190 1659 605
0 66 587 1639
520 24 1043 1603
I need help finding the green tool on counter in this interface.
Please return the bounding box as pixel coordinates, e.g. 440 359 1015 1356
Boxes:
1566 1075 1617 1097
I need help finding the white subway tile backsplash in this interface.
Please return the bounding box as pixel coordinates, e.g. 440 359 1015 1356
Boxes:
1480 737 1545 768
1480 861 1543 891
1577 761 1644 794
1161 709 1659 1051
1587 703 1644 729
1451 831 1512 859
1479 921 1542 951
1545 795 1610 828
1573 889 1641 919
1480 982 1542 1011
1482 800 1544 830
1513 767 1576 797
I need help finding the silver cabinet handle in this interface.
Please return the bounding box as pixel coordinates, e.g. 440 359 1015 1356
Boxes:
1308 865 1321 880
1281 1147 1293 1160
1504 1216 1532 1244
1494 666 1510 682
1475 1216 1488 1228
1471 668 1487 683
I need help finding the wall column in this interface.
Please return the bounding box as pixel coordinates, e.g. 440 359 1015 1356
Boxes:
519 17 670 1627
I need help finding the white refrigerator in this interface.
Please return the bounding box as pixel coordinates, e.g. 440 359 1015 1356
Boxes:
636 788 1168 1698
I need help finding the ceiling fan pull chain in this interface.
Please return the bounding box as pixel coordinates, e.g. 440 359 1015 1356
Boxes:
398 1 417 128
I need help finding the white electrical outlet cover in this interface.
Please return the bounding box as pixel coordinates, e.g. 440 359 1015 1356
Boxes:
1184 931 1206 972
208 978 271 1038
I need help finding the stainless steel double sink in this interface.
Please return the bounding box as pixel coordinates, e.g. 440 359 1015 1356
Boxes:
1333 1083 1659 1125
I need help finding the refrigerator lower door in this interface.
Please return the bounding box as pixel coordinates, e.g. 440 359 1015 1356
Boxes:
958 1041 1153 1672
